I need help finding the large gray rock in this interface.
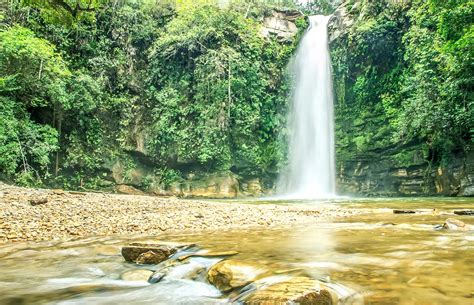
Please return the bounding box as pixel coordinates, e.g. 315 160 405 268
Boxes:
260 10 301 42
328 1 355 43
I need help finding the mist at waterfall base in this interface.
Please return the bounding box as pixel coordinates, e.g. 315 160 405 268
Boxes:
278 15 336 200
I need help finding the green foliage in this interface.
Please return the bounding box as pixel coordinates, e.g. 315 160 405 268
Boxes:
147 5 297 176
2 0 470 191
332 0 472 167
0 26 70 107
1 0 300 189
395 0 472 157
0 26 65 184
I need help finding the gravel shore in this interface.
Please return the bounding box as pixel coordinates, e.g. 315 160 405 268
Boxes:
0 183 359 243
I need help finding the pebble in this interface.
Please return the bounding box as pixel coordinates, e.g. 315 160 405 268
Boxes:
0 182 361 243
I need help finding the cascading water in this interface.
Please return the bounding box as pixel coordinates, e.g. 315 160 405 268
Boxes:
279 15 336 199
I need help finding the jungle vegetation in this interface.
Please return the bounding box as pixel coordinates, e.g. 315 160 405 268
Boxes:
0 0 472 191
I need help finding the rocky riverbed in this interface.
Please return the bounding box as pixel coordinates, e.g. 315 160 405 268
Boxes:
0 183 361 243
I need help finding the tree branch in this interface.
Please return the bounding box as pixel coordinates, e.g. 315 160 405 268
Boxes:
49 0 97 18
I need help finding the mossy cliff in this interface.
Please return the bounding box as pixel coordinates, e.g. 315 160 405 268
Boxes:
329 0 473 196
1 1 471 197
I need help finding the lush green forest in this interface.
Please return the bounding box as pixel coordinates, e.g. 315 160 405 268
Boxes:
0 0 472 195
331 0 473 195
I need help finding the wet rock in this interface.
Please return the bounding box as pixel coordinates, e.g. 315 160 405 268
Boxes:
393 209 416 214
148 271 166 283
120 269 153 282
207 259 267 292
454 210 474 216
244 276 335 305
122 243 192 264
459 173 474 196
442 218 472 231
29 197 48 206
135 250 169 264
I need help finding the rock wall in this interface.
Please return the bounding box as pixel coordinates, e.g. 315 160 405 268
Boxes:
260 9 301 42
76 5 472 199
336 146 474 197
111 166 267 199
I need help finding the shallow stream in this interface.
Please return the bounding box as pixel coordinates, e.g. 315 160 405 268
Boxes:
0 198 472 304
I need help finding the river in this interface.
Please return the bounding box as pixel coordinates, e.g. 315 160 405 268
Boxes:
0 197 472 304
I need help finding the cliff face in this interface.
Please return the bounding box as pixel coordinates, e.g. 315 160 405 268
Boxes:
99 9 303 198
336 146 474 197
328 0 473 197
110 2 474 199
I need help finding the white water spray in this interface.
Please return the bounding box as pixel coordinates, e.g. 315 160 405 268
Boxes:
279 15 336 199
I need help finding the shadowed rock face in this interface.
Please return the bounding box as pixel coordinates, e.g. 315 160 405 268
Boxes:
332 145 474 197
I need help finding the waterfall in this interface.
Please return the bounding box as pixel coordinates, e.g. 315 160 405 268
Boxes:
279 15 336 199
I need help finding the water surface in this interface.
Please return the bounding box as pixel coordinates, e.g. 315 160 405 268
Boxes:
0 198 472 304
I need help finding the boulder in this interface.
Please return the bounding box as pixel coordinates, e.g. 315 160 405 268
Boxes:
207 260 267 292
121 243 193 264
328 1 355 43
135 250 170 264
244 276 335 305
453 210 474 216
393 209 416 214
29 197 48 206
442 218 472 231
148 271 166 283
260 10 301 42
120 269 153 282
459 173 474 196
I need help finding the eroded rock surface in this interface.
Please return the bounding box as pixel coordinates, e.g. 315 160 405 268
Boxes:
244 276 335 305
260 9 301 42
122 243 192 264
207 260 268 292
